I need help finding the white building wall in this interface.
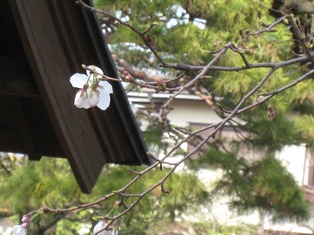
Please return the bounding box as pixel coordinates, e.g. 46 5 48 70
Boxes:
167 99 222 127
129 92 314 234
167 98 314 234
276 145 307 185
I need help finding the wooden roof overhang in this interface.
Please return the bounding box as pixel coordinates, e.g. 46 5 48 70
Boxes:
0 0 150 193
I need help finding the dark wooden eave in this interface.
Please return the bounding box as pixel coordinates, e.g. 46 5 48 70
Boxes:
0 0 150 193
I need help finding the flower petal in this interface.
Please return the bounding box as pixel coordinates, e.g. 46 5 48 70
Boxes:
99 80 113 94
93 221 111 235
12 225 27 235
93 66 104 75
74 90 90 109
97 89 111 110
70 73 88 88
88 92 100 107
86 65 104 79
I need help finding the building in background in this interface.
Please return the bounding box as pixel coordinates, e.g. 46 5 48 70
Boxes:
128 88 314 234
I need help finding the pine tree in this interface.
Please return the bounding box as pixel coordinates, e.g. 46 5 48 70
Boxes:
94 0 314 222
2 0 314 233
0 156 208 234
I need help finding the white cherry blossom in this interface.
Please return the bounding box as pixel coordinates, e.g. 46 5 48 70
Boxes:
70 66 113 110
74 87 89 109
12 225 27 235
93 221 118 235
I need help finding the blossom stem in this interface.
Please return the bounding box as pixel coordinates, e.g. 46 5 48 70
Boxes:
82 64 120 82
100 75 121 82
105 202 118 219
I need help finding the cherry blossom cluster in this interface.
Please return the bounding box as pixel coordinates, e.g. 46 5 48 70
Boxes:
70 65 113 110
12 212 33 235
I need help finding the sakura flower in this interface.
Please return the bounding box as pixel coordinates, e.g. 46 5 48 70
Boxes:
70 65 113 110
74 85 89 109
22 214 31 224
12 211 34 235
93 220 118 235
12 225 27 235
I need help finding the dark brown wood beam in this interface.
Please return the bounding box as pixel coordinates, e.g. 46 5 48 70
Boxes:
5 0 150 193
0 57 40 97
9 0 107 193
